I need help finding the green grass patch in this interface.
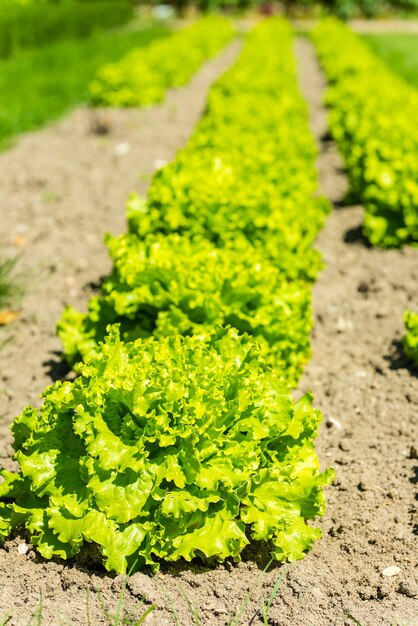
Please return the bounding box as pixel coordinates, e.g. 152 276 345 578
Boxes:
362 33 418 89
0 1 134 59
0 20 169 150
0 256 23 311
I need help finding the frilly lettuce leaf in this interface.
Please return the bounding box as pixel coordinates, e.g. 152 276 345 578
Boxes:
57 232 313 387
0 328 333 573
58 18 330 387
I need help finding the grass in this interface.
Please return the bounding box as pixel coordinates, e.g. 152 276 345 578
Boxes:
0 539 287 625
362 34 418 89
0 20 169 150
259 568 287 625
0 258 16 310
0 256 23 311
2 584 416 626
0 256 24 347
1 582 156 626
0 1 134 59
93 558 157 625
170 563 287 626
0 594 42 626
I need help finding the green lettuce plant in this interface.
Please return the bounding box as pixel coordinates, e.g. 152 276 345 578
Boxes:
128 167 328 283
312 19 418 247
59 19 330 388
403 310 418 363
89 16 234 107
126 20 330 279
0 19 335 574
57 233 313 385
0 328 334 574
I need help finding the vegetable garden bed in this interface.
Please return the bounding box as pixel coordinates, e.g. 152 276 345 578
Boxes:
0 17 417 626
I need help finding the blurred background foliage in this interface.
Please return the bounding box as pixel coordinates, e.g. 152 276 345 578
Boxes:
312 0 418 19
0 0 416 149
0 0 134 58
1 0 418 30
143 0 418 18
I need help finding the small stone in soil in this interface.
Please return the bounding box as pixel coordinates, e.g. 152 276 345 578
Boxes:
381 566 401 577
154 158 167 170
17 543 29 555
355 369 368 378
114 142 131 156
336 317 353 333
214 608 228 616
326 416 343 430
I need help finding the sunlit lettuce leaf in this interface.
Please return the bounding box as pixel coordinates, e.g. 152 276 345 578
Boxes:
59 19 329 396
126 20 329 270
58 232 313 386
0 328 333 573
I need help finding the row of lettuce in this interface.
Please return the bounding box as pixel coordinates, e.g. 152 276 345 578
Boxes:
0 0 134 59
0 16 231 154
312 19 418 367
89 16 235 107
0 19 334 574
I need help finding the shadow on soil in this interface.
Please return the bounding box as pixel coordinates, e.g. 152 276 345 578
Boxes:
42 274 107 383
384 340 418 378
412 466 418 536
343 225 372 247
23 532 281 581
85 275 107 293
158 539 279 578
43 351 74 383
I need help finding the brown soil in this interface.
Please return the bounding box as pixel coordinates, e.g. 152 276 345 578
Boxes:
349 19 418 33
295 18 418 33
0 36 417 626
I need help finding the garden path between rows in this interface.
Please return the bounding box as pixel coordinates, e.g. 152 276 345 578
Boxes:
295 18 418 33
0 31 417 626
